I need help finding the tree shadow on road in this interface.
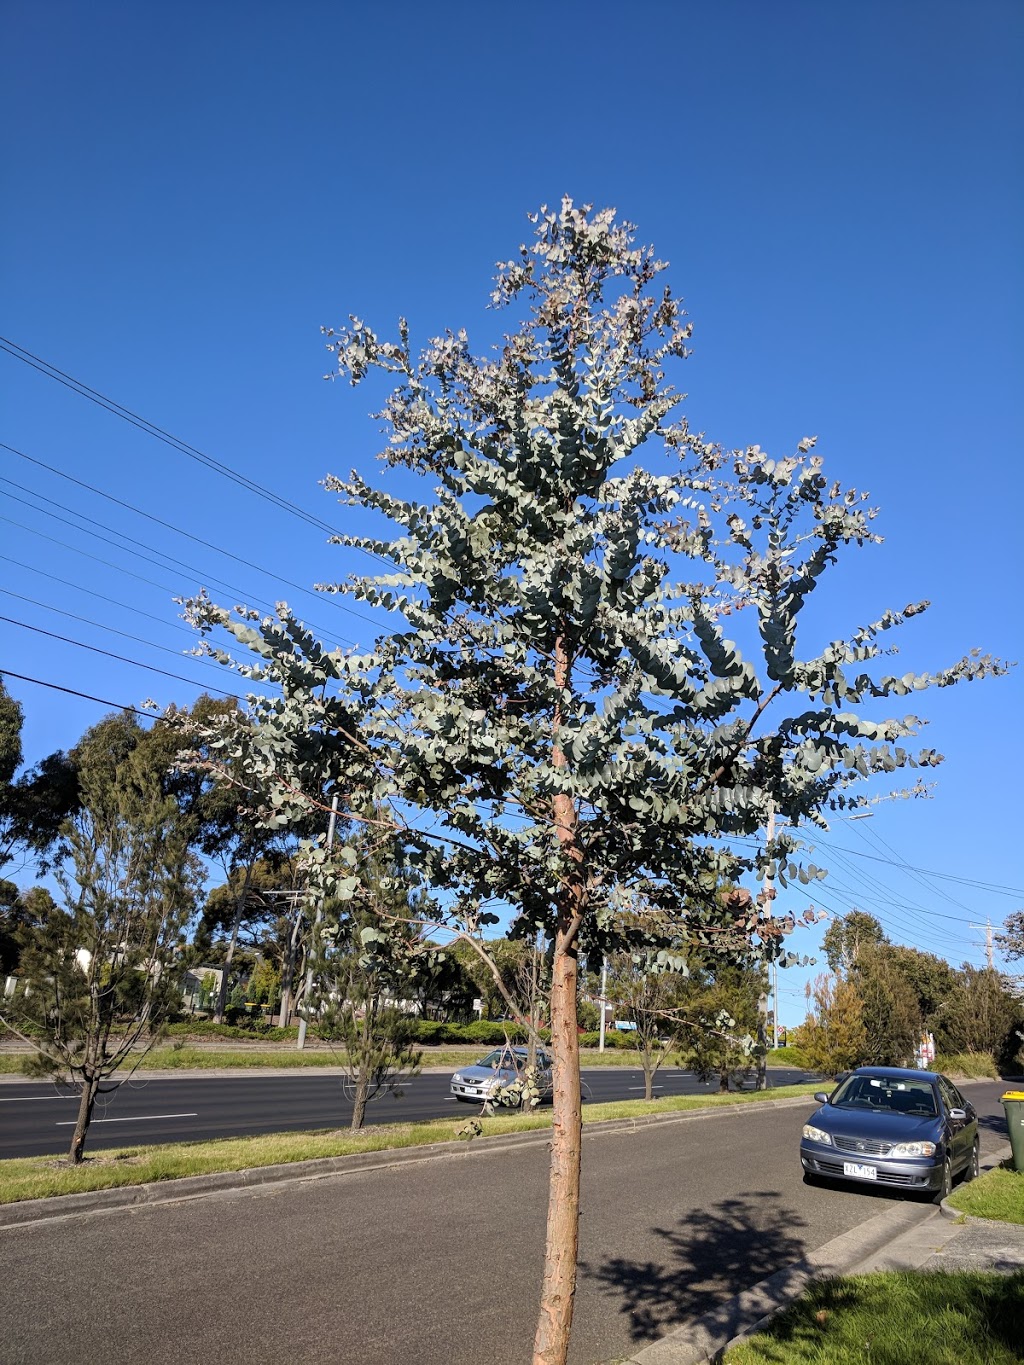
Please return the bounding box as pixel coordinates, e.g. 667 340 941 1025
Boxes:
578 1190 808 1343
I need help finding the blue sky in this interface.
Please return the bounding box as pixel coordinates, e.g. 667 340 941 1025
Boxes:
2 2 1022 1019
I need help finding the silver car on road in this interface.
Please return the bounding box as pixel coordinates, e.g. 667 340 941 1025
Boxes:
450 1046 554 1104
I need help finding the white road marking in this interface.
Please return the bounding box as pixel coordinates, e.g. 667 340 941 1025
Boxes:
56 1112 198 1126
0 1096 76 1103
628 1086 664 1091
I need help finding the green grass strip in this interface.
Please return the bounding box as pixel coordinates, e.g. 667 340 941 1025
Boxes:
0 1083 820 1205
947 1165 1024 1225
724 1270 1024 1363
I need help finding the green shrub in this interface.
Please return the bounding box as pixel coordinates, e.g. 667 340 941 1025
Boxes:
579 1029 635 1049
934 1051 999 1079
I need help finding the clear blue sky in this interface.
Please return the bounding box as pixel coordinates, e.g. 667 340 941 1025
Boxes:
2 2 1022 1019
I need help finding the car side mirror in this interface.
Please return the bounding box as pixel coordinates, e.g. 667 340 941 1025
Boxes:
813 1091 830 1105
948 1107 967 1121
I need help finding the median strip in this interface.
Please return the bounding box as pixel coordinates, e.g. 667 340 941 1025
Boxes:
0 1084 821 1218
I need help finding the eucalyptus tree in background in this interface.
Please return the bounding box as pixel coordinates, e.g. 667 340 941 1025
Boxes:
185 200 1007 1365
0 742 201 1163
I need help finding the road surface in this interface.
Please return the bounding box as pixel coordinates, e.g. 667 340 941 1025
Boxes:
0 1065 815 1159
0 1080 1010 1365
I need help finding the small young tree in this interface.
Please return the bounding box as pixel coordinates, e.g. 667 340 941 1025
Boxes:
676 966 762 1092
0 751 200 1162
186 201 1007 1365
306 824 425 1130
604 951 690 1099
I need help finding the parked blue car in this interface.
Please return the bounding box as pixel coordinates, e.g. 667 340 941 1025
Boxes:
800 1066 979 1202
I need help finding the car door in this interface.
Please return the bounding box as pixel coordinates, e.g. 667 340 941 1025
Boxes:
938 1076 970 1171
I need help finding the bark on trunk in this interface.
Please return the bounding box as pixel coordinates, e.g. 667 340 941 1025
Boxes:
644 1068 654 1101
533 927 582 1365
69 1076 99 1164
350 1068 369 1132
719 1067 729 1093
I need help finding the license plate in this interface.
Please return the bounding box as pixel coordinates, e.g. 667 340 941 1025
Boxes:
843 1161 877 1179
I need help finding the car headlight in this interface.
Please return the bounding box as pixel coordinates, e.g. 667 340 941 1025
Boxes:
888 1141 937 1157
452 1074 463 1084
802 1125 832 1145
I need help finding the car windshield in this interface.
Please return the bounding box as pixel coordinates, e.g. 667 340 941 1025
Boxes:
831 1075 937 1117
477 1050 525 1069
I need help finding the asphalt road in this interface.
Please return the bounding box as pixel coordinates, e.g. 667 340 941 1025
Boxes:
0 1066 816 1158
0 1081 1010 1365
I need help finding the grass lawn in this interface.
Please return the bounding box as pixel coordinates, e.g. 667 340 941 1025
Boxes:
724 1271 1024 1364
947 1164 1024 1225
0 1082 820 1204
0 1044 803 1072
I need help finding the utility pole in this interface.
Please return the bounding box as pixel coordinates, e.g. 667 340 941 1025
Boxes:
598 957 608 1053
297 794 340 1049
756 802 776 1091
970 918 995 970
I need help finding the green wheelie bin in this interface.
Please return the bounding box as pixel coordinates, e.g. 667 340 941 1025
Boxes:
1001 1090 1024 1172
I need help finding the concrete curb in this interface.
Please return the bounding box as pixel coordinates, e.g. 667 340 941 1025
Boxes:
624 1140 1017 1364
0 1094 819 1229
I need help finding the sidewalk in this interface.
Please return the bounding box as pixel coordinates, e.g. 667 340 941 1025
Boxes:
623 1142 1022 1364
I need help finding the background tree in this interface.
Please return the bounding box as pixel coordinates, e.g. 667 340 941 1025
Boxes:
796 972 867 1076
997 911 1024 963
0 680 78 876
307 827 425 1130
932 965 1024 1069
821 910 888 975
852 943 920 1067
186 201 1006 1365
604 950 691 1099
676 965 761 1092
0 742 200 1162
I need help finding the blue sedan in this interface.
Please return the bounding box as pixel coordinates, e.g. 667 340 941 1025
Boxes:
800 1066 979 1202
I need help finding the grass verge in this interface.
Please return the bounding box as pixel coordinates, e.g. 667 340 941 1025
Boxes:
723 1271 1024 1363
946 1164 1024 1225
1 1045 790 1072
0 1083 820 1205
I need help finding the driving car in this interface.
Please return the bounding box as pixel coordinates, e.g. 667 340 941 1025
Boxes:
800 1066 979 1202
450 1046 554 1104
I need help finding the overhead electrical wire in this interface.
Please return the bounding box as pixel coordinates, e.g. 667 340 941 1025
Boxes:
0 479 358 647
0 614 240 699
0 442 382 636
0 336 397 576
0 585 272 693
0 668 155 719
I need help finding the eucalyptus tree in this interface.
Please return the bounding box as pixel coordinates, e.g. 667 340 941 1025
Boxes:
1 742 201 1162
185 200 1006 1365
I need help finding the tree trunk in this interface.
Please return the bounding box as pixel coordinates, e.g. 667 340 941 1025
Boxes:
532 922 583 1365
644 1066 654 1101
532 632 584 1365
719 1066 729 1093
68 1075 99 1164
350 1066 369 1132
214 857 254 1023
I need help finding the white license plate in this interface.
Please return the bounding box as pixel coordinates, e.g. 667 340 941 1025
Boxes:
843 1161 877 1179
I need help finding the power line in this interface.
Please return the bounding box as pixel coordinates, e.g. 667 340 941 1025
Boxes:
0 614 240 698
0 336 345 537
0 668 153 718
0 441 382 636
0 586 268 692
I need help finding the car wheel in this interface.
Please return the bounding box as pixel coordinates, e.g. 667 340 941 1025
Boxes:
965 1138 980 1183
933 1157 953 1204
